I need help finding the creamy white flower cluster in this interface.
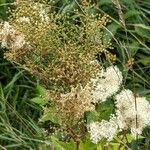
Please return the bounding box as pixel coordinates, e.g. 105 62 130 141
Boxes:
91 66 123 103
115 89 150 136
88 66 150 144
88 115 118 143
0 22 26 50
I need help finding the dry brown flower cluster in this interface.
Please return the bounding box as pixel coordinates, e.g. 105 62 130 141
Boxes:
0 0 116 126
56 84 95 126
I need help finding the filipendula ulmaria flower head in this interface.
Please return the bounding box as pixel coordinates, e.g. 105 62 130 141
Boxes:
3 0 114 92
55 84 95 127
1 0 116 127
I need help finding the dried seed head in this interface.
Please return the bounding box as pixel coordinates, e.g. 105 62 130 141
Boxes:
56 84 95 126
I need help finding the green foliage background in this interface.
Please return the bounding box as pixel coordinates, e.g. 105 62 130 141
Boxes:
0 0 150 149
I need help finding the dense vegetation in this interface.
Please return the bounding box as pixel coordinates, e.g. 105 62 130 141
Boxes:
0 0 150 149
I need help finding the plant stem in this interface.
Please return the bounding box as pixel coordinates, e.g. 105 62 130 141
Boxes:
76 140 80 150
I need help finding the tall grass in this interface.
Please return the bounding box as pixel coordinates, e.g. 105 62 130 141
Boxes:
0 52 53 149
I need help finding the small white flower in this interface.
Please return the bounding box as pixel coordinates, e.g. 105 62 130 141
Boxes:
91 66 123 103
12 34 26 50
0 21 27 50
0 22 16 48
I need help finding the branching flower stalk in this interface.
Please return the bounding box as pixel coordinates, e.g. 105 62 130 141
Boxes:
1 0 114 91
0 0 115 126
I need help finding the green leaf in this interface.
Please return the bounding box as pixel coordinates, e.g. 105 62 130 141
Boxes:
51 136 66 150
30 97 46 106
51 136 76 150
98 0 112 5
126 134 145 143
128 41 140 56
96 101 114 120
61 1 77 15
0 0 6 4
126 134 135 143
79 136 97 150
109 142 120 150
124 10 141 19
86 111 100 124
39 107 60 124
135 26 150 40
96 141 107 150
36 85 47 96
103 22 120 43
138 57 150 66
146 94 150 102
96 145 102 150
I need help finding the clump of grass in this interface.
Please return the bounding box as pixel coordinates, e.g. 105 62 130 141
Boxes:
0 55 52 149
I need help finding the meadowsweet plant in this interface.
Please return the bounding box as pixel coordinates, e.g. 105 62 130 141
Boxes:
88 88 150 144
1 0 114 91
0 0 150 149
